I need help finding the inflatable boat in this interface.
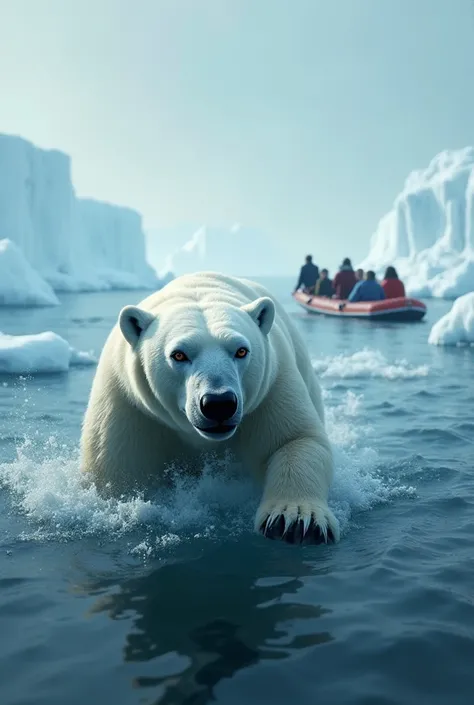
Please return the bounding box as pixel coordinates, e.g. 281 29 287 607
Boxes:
293 292 427 321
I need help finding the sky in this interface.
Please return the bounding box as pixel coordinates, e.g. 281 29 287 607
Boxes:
1 0 474 273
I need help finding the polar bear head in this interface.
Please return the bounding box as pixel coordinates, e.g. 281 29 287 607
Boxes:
118 296 276 441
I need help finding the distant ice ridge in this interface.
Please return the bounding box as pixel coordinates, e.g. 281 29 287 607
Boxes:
65 198 159 292
0 132 166 302
160 224 290 278
0 330 96 374
428 293 474 346
359 147 474 299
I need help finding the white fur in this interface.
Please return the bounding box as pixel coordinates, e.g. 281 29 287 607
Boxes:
80 272 340 544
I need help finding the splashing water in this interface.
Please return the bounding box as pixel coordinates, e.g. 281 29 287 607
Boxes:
0 443 257 543
313 348 430 380
0 387 416 556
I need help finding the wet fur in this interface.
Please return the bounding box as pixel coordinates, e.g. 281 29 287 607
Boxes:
80 272 340 545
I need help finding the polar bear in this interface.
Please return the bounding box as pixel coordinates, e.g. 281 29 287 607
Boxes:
80 272 339 545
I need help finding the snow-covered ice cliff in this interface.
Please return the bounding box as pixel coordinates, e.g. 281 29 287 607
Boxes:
70 198 158 291
359 147 474 299
0 133 162 302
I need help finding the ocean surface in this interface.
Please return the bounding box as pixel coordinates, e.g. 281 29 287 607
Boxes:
1 276 473 705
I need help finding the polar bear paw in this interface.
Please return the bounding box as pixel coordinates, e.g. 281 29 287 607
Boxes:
255 500 340 545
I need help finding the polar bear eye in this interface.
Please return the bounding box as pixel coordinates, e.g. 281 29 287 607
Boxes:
171 350 189 362
235 347 249 359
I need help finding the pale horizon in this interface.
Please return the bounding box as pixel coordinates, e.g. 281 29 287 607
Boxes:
1 0 474 274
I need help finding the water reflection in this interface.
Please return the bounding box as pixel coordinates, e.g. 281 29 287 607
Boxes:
82 541 334 704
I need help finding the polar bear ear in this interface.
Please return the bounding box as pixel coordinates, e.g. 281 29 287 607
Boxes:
241 296 275 336
119 305 155 347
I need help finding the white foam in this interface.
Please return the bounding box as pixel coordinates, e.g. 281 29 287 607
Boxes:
325 391 416 529
312 348 430 380
0 442 257 544
0 388 416 556
325 391 368 447
428 292 474 346
0 330 97 374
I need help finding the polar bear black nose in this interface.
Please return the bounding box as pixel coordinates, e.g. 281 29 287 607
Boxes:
200 391 238 422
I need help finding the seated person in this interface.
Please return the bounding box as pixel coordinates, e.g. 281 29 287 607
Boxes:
355 268 364 282
348 270 386 302
314 269 334 297
333 258 357 299
381 266 406 299
293 254 319 294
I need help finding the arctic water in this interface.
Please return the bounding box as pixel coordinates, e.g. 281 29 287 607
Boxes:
1 277 473 705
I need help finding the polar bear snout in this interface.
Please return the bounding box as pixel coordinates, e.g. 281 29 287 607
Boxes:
189 384 241 441
193 387 240 440
200 391 238 422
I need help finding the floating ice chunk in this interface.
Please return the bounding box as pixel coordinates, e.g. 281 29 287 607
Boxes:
0 330 96 374
428 292 474 345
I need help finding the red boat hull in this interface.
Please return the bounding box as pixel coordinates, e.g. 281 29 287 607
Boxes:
293 292 427 321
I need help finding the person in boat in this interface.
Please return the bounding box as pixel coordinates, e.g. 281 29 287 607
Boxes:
381 266 406 299
314 269 334 297
293 254 319 294
332 258 357 299
356 268 364 281
348 270 386 302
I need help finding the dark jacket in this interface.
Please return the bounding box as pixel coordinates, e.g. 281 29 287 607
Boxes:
333 266 357 299
295 262 319 291
315 277 334 297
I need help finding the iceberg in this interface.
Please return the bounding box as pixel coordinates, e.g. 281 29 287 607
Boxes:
0 132 162 298
0 239 59 307
428 293 474 346
161 224 290 278
359 147 474 299
0 330 97 374
68 198 160 292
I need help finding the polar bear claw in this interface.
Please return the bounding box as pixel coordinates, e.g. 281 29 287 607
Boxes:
256 500 339 545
